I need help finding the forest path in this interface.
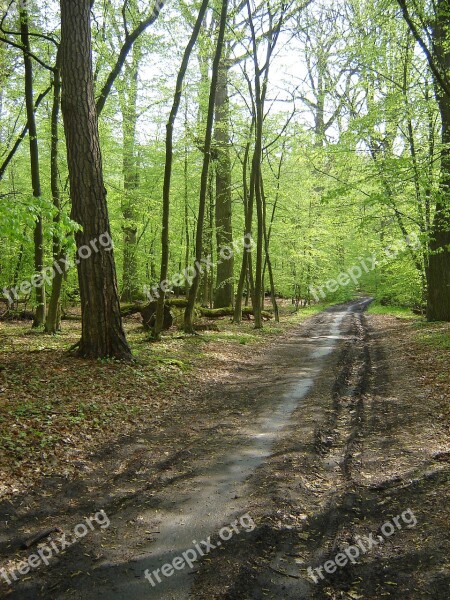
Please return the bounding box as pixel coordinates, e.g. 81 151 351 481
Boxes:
2 298 448 600
69 299 372 600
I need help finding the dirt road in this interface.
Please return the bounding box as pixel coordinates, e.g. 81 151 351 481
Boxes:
1 300 448 599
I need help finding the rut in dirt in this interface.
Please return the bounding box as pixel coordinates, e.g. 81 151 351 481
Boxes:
222 302 374 600
215 302 449 600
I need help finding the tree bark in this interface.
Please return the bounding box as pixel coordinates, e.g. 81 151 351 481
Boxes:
397 0 450 321
60 0 132 359
427 0 450 321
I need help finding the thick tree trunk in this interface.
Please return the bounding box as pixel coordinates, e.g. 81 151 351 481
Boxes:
213 53 234 308
60 0 131 359
427 96 450 321
20 6 46 328
397 0 450 320
427 1 450 321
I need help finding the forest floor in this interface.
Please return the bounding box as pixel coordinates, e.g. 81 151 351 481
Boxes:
0 299 448 599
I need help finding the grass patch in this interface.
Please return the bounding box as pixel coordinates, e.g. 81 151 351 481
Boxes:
415 328 450 351
367 302 420 319
282 303 330 325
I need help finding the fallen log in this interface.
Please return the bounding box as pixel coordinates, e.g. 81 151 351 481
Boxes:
198 306 273 320
0 309 34 321
193 323 220 332
120 299 187 315
120 303 144 317
166 298 189 308
61 313 81 321
0 298 29 305
157 300 273 320
118 301 273 330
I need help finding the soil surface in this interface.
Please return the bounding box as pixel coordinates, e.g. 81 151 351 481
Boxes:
0 300 448 599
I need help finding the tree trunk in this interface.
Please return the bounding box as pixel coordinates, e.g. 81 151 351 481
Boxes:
153 0 210 339
45 53 64 334
119 41 141 303
428 95 450 321
213 51 234 308
397 0 450 320
202 166 215 307
246 1 266 329
60 0 132 360
0 87 51 182
244 1 285 328
427 1 450 321
261 175 279 322
233 129 254 323
184 104 191 296
20 6 46 328
184 0 229 333
251 141 264 329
